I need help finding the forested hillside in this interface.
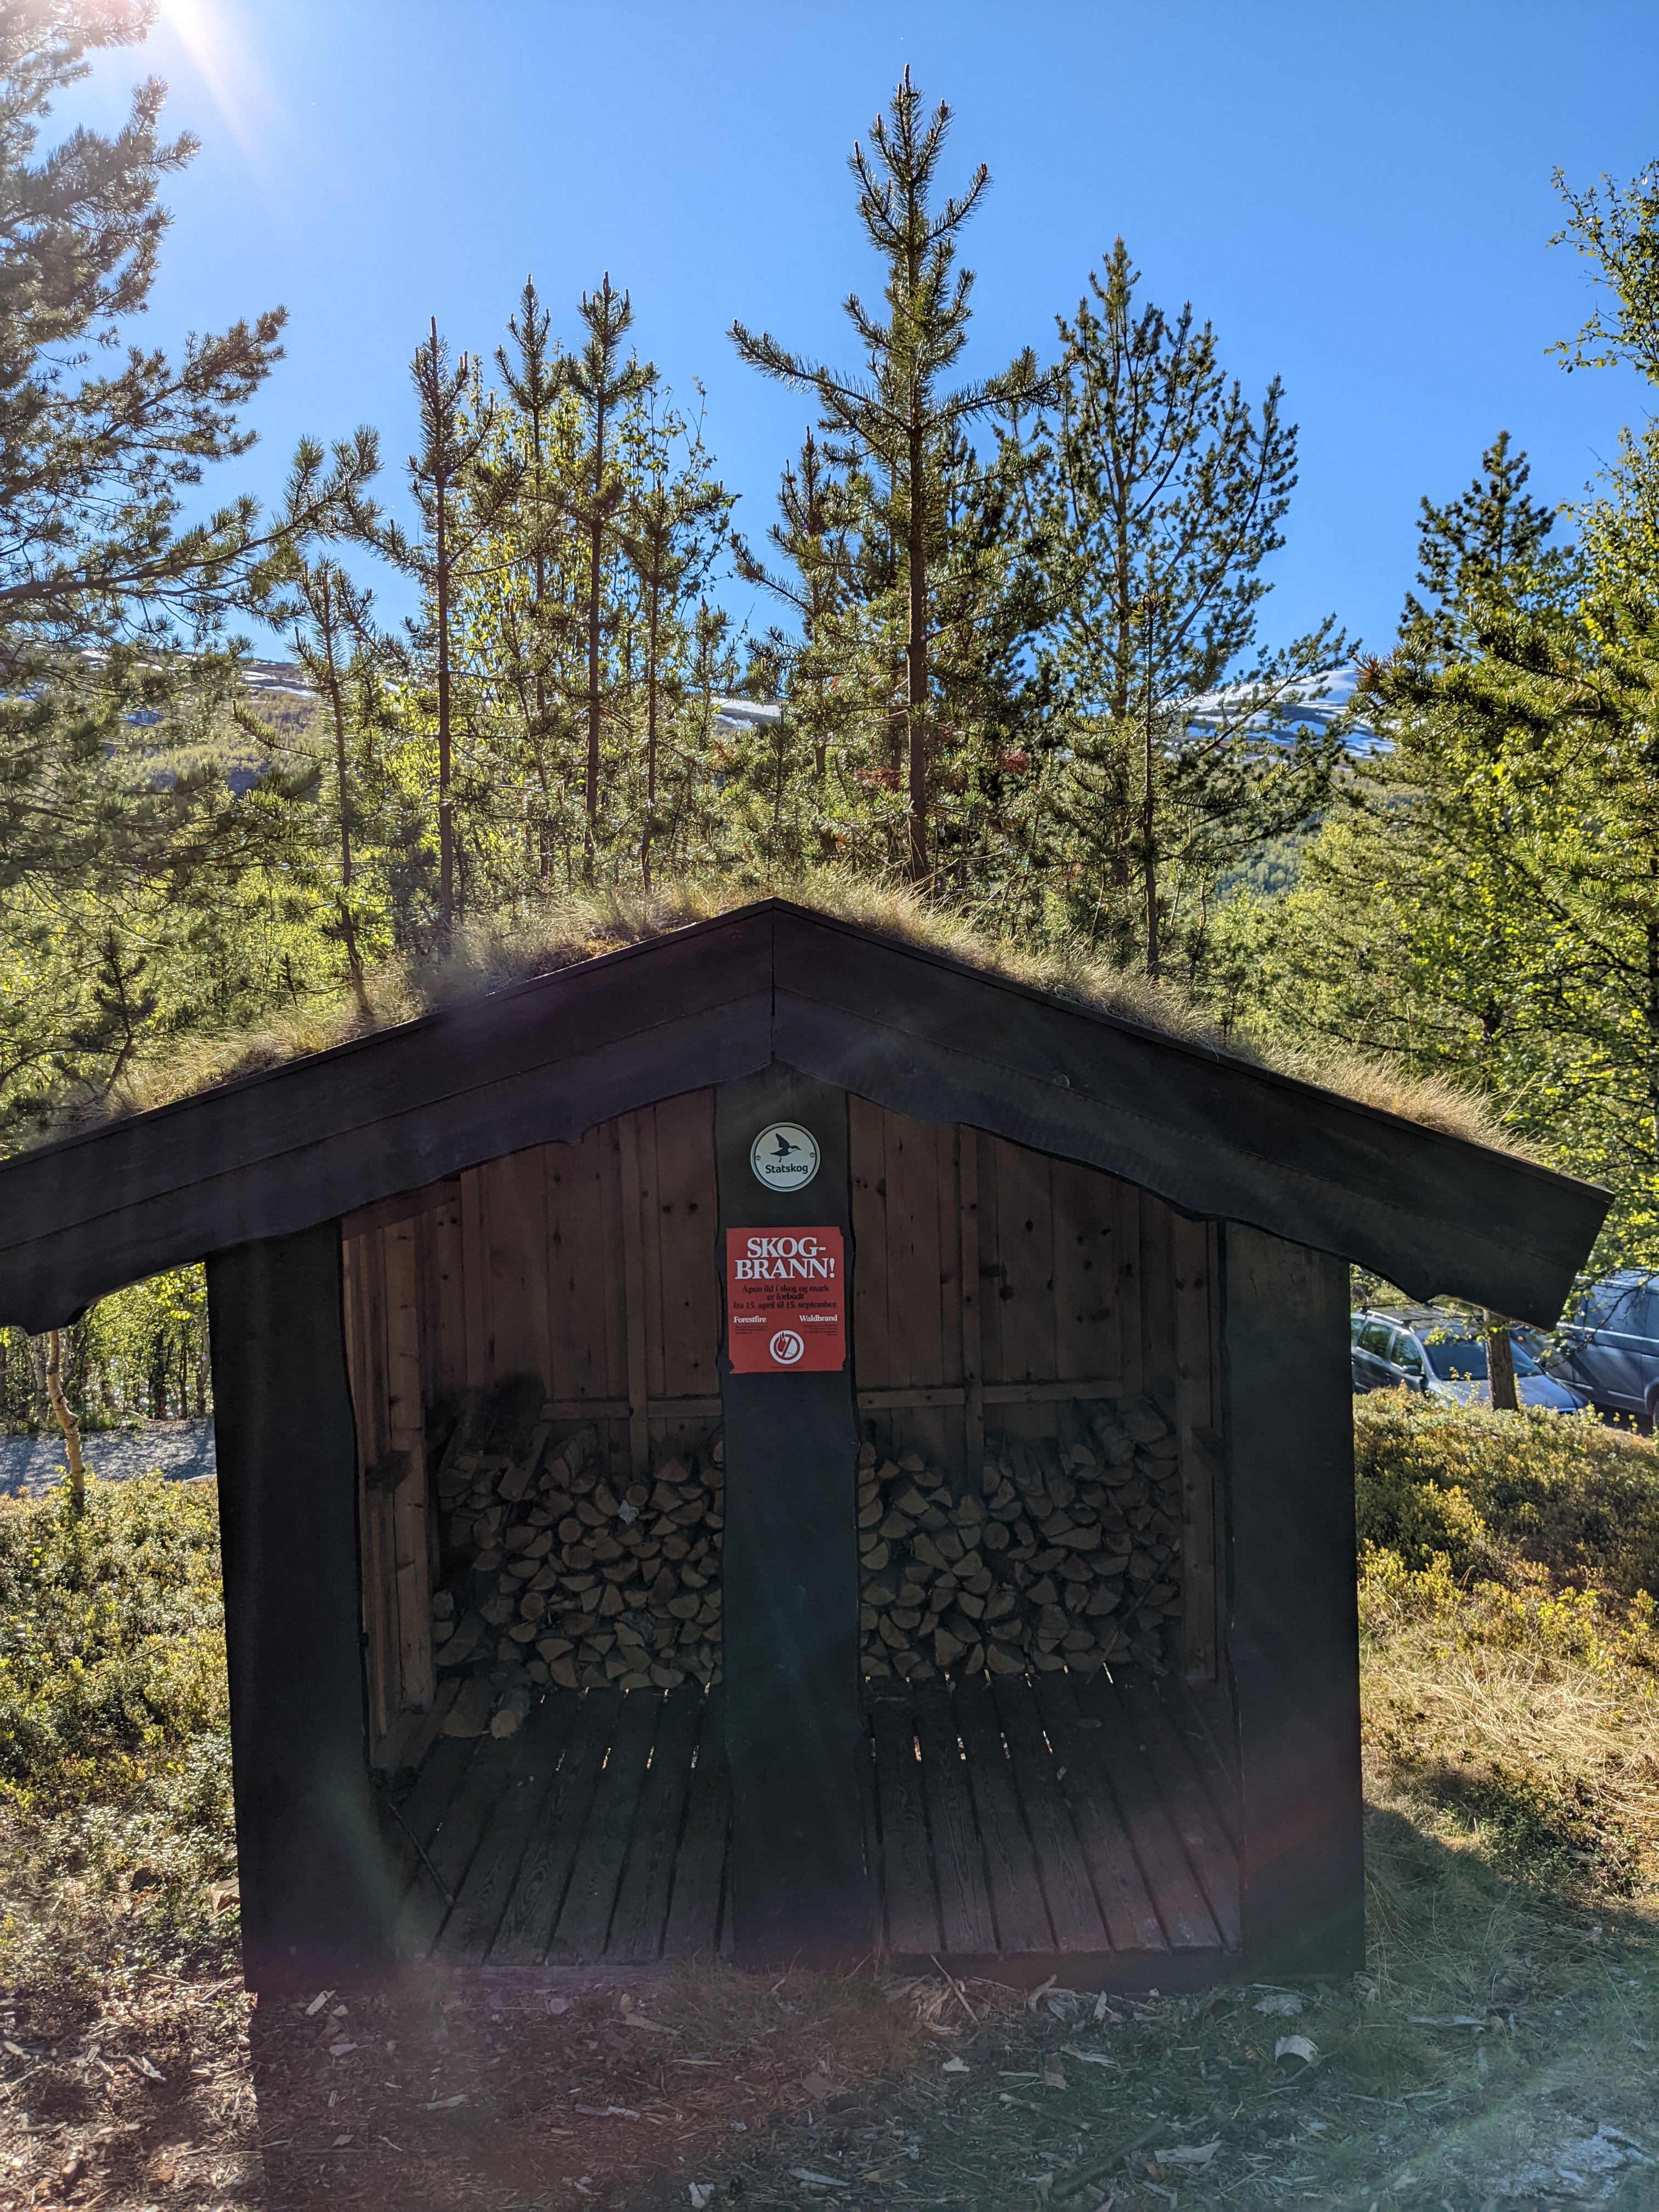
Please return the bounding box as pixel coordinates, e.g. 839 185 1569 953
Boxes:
7 5 1659 1421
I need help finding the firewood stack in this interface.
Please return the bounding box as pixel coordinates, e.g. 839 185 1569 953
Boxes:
426 1387 724 1730
859 1397 1183 1683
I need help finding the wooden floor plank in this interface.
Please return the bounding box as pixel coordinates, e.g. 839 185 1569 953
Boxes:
911 1690 996 1957
394 1730 473 1852
490 1690 620 1964
437 1697 579 1961
1119 1680 1241 1949
1075 1673 1221 1950
394 1730 523 1958
1166 1676 1244 1853
871 1701 943 1957
990 1677 1109 1954
606 1689 707 1965
390 1678 459 1779
664 1692 731 1959
548 1690 662 1962
950 1677 1053 1954
1030 1672 1168 1954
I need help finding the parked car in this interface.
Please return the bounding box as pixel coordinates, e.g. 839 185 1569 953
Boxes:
1350 1307 1587 1412
1543 1272 1659 1426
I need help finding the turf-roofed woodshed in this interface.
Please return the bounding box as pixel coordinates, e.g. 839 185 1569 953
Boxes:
0 901 1610 1994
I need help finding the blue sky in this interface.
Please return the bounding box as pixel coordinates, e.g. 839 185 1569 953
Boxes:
67 0 1659 661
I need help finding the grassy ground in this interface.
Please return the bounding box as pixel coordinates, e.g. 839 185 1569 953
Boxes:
5 1405 1659 2209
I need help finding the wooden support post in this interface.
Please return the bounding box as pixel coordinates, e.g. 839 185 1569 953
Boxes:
207 1226 394 1993
715 1068 870 1967
1221 1220 1364 1977
1173 1215 1220 1683
383 1217 434 1715
957 1127 984 1492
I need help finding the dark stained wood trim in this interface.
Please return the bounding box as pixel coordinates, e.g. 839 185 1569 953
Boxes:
0 916 777 1331
207 1226 394 1992
0 900 1605 1332
1221 1220 1365 1978
716 1069 871 1966
765 906 1604 1325
854 1377 1127 1412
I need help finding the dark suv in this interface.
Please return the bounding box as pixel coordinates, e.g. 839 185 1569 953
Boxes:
1546 1273 1659 1426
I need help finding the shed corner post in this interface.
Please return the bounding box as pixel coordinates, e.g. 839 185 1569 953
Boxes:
715 1067 870 1968
1221 1220 1364 1979
207 1222 395 1994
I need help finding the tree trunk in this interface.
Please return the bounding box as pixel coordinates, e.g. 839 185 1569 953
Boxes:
907 417 928 884
585 385 608 875
433 324 454 939
1485 1312 1519 1412
1142 603 1159 980
643 575 659 890
44 1330 85 1514
320 582 365 1007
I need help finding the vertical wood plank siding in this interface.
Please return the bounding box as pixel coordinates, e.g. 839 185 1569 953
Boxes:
344 1092 1226 1728
846 1104 1222 1678
341 1091 721 1748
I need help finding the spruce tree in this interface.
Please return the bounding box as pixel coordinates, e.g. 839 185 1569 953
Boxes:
732 70 1040 881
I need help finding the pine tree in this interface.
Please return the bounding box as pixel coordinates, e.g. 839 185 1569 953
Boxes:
560 276 656 867
495 278 565 780
732 70 1041 881
274 546 394 1004
1038 239 1342 976
0 1 374 900
618 399 732 886
366 324 517 935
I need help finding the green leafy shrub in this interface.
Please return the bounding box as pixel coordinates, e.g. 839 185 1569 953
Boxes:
0 1474 227 1810
0 1475 236 1980
1355 1392 1659 1593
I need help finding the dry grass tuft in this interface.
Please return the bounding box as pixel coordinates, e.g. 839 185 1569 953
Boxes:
42 869 1522 1158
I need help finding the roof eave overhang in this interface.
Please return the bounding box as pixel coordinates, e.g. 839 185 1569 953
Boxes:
0 901 1609 1331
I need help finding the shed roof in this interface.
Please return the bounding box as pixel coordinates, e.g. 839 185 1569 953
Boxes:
0 900 1607 1331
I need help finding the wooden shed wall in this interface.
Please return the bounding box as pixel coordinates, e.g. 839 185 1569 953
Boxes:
340 1085 1224 1743
847 1101 1222 1678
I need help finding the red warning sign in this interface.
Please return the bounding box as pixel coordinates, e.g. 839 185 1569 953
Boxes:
725 1226 847 1374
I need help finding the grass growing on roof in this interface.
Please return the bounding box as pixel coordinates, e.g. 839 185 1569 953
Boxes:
24 871 1521 1156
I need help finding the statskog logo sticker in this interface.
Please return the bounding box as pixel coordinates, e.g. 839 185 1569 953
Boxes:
749 1121 820 1191
725 1227 846 1373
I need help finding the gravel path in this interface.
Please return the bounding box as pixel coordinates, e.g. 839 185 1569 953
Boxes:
0 1418 216 1499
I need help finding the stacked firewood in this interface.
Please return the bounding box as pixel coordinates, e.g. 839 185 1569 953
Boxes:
428 1392 724 1729
859 1397 1183 1683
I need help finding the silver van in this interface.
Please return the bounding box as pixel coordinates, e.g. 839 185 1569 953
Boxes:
1546 1273 1659 1426
1351 1307 1586 1413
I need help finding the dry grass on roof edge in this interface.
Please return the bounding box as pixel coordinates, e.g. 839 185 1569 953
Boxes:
81 871 1525 1159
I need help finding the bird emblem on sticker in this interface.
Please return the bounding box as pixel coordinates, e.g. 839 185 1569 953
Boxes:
749 1121 820 1190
